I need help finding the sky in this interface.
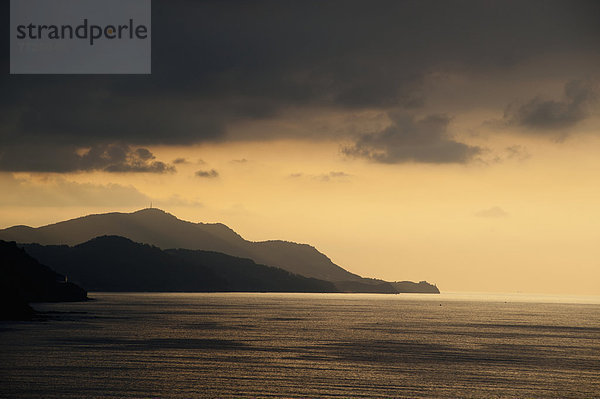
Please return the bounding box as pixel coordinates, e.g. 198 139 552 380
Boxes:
1 0 600 294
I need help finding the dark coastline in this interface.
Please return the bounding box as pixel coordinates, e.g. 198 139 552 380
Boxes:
0 240 88 321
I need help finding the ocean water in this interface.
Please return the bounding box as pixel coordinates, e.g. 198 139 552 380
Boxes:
1 292 599 398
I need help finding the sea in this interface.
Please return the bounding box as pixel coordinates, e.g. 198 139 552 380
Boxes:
1 292 599 398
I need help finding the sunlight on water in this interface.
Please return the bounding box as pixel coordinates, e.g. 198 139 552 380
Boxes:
144 291 600 304
415 291 600 305
2 292 599 398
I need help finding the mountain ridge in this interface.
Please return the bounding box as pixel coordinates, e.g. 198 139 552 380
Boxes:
0 208 362 282
20 235 339 293
1 208 439 294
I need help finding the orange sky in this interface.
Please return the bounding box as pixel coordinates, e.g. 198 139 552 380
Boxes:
2 122 600 295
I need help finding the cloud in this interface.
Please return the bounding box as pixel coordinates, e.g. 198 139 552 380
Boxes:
230 159 249 164
343 113 481 164
487 145 531 164
502 80 598 132
316 171 351 182
504 145 531 161
0 174 150 207
195 169 219 178
475 206 508 218
0 143 175 173
172 157 189 164
288 171 351 182
0 1 598 172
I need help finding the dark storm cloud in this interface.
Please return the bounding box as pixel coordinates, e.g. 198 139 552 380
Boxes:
502 80 598 131
1 0 599 171
343 114 481 164
0 143 174 173
195 169 219 178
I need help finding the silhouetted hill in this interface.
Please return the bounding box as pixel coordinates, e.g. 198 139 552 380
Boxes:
0 240 88 320
334 280 399 294
2 208 361 282
21 236 338 293
391 281 440 294
3 209 440 293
